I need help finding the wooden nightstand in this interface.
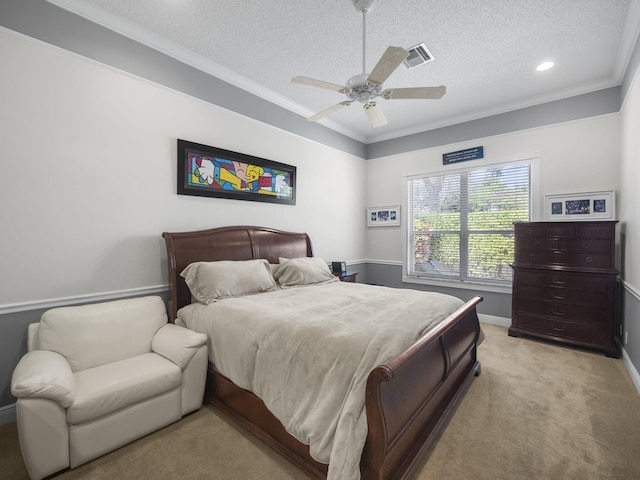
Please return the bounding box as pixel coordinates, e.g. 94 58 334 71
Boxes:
336 272 358 283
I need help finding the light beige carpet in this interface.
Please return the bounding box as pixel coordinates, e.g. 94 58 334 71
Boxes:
2 324 640 480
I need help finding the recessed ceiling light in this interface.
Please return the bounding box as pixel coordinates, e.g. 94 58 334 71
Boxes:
536 61 554 72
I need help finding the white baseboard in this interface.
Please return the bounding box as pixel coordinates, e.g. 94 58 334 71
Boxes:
622 348 640 394
478 314 511 328
0 403 16 425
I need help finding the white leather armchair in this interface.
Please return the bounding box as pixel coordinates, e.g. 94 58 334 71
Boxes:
11 296 208 480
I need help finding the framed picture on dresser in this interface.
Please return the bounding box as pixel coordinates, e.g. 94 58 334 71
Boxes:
544 190 615 221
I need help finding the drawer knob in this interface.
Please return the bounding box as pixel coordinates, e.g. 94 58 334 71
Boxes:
586 256 593 263
526 228 533 235
553 278 566 285
552 325 566 332
552 308 565 315
552 293 566 299
583 242 589 249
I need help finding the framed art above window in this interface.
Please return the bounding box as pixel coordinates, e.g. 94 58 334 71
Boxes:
544 190 615 221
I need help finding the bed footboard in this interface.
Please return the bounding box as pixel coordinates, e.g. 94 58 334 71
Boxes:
204 295 482 480
362 296 483 480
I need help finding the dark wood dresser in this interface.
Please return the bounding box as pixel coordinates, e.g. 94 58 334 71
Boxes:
509 221 619 357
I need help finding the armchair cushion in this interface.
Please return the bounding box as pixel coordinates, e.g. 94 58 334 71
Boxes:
152 323 207 369
67 353 182 424
11 350 75 408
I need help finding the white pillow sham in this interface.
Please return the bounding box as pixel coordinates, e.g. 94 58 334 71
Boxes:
181 259 277 304
274 256 339 288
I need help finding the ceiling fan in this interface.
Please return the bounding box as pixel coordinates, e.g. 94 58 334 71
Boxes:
292 0 446 128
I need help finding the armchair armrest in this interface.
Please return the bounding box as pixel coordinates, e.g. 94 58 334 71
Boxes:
11 350 75 408
152 324 207 369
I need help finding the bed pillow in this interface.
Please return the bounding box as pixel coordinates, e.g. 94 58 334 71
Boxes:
181 259 277 304
274 257 339 288
269 263 282 277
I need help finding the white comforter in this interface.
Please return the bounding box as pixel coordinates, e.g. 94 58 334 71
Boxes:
177 281 464 480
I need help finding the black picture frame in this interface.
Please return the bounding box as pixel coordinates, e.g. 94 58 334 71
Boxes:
177 139 296 205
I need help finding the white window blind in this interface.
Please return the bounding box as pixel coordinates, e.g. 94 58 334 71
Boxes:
407 162 531 284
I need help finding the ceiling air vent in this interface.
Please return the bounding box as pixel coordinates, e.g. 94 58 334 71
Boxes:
403 43 434 69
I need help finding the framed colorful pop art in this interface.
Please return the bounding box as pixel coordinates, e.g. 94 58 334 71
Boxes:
177 139 296 205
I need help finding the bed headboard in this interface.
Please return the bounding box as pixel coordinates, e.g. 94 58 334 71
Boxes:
162 225 313 321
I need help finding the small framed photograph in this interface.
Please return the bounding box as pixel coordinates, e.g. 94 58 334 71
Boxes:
367 205 400 227
544 190 615 221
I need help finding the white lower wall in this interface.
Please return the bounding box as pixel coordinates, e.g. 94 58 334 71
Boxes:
620 58 640 295
0 29 366 308
619 48 640 375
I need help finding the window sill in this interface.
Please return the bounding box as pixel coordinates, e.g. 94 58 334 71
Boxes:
402 275 512 294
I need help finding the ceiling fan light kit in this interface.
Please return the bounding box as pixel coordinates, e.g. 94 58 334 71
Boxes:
364 101 388 127
292 0 446 128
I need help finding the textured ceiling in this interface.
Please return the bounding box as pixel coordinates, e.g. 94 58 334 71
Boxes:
48 0 640 143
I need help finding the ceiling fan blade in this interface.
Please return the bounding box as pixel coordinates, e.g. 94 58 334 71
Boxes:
366 46 409 86
381 85 447 100
363 102 388 128
292 76 348 93
307 101 353 122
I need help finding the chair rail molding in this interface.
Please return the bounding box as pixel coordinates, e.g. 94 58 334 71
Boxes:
0 285 169 315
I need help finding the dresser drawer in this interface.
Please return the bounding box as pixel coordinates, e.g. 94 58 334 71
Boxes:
515 270 613 291
517 298 608 324
514 268 614 292
517 237 613 254
516 237 559 251
515 224 547 238
577 224 614 239
562 238 612 254
545 224 576 238
515 314 608 344
514 250 613 268
515 223 578 238
517 284 607 306
515 222 614 240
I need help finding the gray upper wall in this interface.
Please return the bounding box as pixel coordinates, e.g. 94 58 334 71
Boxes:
0 0 636 160
366 87 622 159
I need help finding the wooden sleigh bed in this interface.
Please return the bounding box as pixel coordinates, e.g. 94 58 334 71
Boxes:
162 225 482 480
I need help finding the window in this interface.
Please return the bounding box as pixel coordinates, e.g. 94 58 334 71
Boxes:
406 162 531 284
